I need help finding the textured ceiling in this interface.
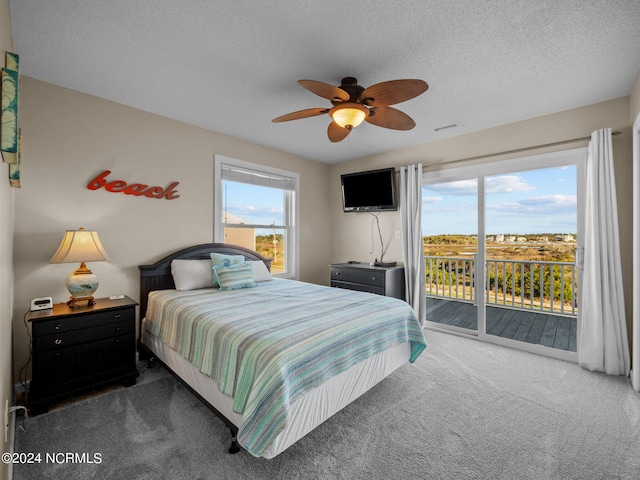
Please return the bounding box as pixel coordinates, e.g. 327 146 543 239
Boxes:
9 0 640 164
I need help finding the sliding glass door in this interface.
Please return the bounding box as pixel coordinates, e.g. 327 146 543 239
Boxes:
483 166 578 352
423 149 585 360
423 177 478 334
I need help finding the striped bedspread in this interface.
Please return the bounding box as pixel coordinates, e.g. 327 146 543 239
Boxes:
145 278 426 456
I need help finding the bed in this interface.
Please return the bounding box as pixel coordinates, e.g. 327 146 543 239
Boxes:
138 243 426 458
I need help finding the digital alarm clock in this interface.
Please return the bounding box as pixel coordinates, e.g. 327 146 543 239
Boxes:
30 297 53 311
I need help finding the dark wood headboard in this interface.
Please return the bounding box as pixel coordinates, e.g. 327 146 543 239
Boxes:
138 243 273 321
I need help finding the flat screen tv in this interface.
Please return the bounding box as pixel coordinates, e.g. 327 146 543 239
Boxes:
341 167 397 212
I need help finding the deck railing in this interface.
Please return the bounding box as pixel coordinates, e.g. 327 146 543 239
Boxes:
425 255 578 316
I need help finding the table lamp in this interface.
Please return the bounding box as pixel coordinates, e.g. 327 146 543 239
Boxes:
50 228 111 307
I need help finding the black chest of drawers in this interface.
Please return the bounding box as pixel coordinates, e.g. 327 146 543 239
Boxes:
330 263 405 300
27 296 139 414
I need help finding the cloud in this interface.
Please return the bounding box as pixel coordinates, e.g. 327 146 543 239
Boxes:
426 179 477 196
226 204 283 223
422 195 443 205
519 194 576 209
485 175 534 194
425 175 534 196
488 194 576 215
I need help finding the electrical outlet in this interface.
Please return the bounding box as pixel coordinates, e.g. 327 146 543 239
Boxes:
4 399 8 443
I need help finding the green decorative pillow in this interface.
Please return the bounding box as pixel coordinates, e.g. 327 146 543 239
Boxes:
213 262 257 291
210 253 245 286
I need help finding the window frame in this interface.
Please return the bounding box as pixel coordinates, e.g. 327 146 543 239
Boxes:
214 155 299 279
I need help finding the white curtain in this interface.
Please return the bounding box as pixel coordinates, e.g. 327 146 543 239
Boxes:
578 128 630 375
400 164 426 325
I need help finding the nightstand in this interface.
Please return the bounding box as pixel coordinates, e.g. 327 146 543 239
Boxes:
27 296 139 415
330 263 405 300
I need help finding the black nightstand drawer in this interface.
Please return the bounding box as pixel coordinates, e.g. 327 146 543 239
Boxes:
32 334 136 393
27 296 139 415
33 319 134 352
331 266 386 287
33 308 135 336
332 281 385 296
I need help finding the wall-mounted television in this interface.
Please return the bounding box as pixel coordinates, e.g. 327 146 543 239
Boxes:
341 167 397 212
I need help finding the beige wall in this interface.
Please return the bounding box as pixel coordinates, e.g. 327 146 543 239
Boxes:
631 71 640 123
329 96 634 348
0 0 14 477
12 78 331 381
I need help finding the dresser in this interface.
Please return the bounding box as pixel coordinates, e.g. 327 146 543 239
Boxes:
330 263 405 300
27 296 139 414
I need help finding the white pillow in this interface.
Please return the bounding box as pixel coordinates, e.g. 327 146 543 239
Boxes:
171 259 214 290
250 260 273 282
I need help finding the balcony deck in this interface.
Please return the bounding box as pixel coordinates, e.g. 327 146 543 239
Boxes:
425 297 577 352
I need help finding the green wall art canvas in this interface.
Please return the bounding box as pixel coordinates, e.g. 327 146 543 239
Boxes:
9 129 21 188
1 52 20 166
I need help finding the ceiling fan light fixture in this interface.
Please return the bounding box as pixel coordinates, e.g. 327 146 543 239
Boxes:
273 77 427 142
329 103 369 129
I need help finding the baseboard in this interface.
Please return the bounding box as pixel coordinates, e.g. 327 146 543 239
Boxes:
7 408 15 480
631 369 640 393
7 382 31 480
7 390 20 480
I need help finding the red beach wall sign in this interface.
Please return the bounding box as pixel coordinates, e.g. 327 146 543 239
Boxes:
87 170 180 200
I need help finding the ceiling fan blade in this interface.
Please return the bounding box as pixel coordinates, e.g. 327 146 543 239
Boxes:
360 79 428 106
298 80 350 102
272 108 329 123
327 121 351 142
365 106 416 130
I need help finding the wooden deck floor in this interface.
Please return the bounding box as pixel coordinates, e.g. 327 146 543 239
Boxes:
425 297 577 352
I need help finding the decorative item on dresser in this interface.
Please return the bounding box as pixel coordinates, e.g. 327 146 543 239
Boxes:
27 296 139 415
330 262 405 300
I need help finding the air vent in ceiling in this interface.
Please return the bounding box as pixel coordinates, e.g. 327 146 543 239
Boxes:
434 123 460 132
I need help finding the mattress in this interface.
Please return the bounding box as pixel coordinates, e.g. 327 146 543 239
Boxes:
143 279 426 455
141 278 426 457
142 321 411 458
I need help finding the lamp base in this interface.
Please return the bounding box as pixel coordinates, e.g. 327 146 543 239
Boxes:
65 268 99 308
67 296 96 308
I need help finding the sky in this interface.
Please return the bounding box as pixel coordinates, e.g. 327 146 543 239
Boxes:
422 165 577 236
223 164 578 237
222 181 285 236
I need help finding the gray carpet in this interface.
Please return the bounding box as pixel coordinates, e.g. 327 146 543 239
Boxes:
13 330 640 480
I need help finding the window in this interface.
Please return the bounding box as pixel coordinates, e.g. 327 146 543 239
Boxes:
214 155 299 278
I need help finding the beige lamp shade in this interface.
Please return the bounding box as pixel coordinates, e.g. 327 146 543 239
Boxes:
50 228 110 307
50 228 110 264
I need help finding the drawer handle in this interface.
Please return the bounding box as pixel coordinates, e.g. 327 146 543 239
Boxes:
335 272 341 276
372 276 376 280
54 339 62 345
115 327 122 332
114 338 120 344
114 314 121 319
55 323 63 330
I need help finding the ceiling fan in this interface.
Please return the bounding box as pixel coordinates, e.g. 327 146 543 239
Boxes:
272 77 429 142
